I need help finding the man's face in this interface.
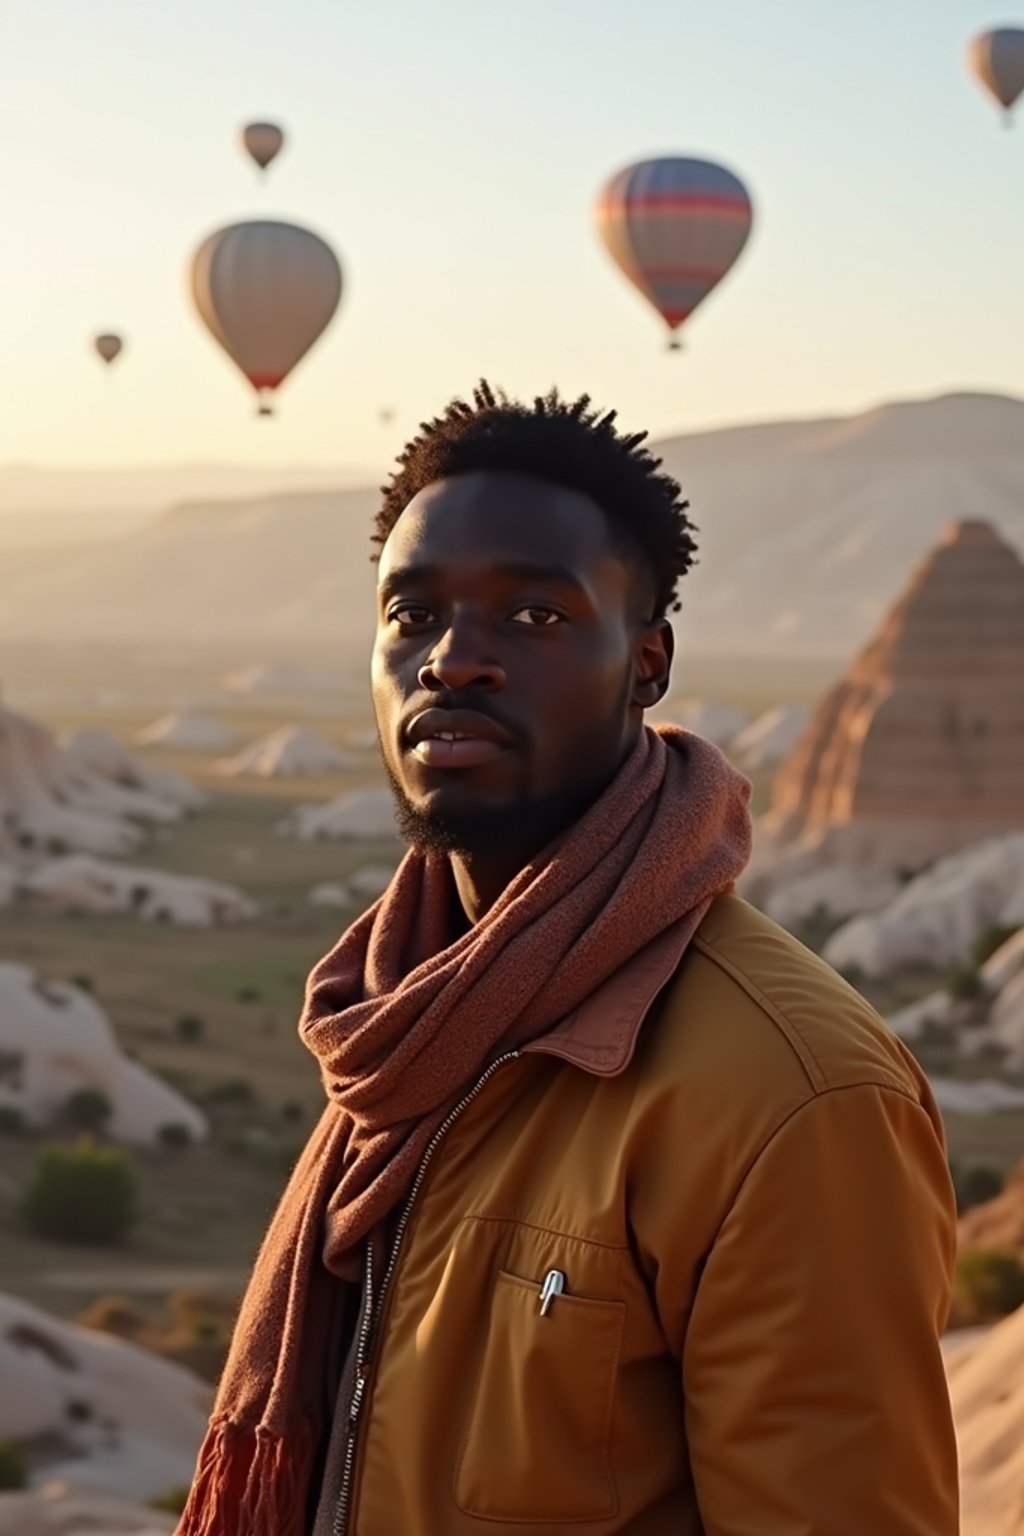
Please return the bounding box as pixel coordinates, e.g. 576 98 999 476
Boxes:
371 469 672 857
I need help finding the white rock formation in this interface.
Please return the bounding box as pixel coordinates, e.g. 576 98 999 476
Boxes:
309 864 397 910
947 1301 1024 1536
928 1078 1024 1115
221 663 343 697
1 708 141 862
309 882 351 909
0 962 206 1146
19 856 257 928
63 731 205 812
0 1291 208 1504
886 991 954 1042
280 787 399 842
135 711 235 752
763 864 900 930
670 698 750 746
216 725 355 779
0 1485 175 1535
823 834 1024 978
729 703 810 768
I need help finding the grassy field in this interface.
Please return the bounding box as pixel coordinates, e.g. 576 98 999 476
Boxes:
2 688 1023 1336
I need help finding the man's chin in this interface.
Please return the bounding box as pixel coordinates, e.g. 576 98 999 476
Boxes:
392 785 515 857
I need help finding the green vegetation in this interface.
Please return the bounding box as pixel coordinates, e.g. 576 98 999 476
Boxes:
204 1077 256 1107
19 1137 138 1244
953 1162 1005 1213
946 964 984 1002
0 1440 28 1491
972 923 1020 968
175 1013 206 1043
0 1105 26 1136
158 1122 193 1150
955 1249 1024 1323
148 1486 192 1515
62 1087 113 1133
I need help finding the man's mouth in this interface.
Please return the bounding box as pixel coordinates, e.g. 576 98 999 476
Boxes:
405 708 515 770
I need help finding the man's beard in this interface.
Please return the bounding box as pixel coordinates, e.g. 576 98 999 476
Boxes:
383 759 611 861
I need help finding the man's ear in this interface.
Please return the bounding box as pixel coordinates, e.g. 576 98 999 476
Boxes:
633 619 674 709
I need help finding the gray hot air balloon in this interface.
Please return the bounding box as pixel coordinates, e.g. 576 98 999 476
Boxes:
241 120 285 171
93 332 124 366
967 28 1024 122
189 219 343 416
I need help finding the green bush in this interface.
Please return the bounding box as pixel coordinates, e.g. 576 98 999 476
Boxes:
0 1105 26 1136
956 1249 1024 1323
148 1486 191 1515
946 964 984 1002
19 1137 138 1244
204 1078 255 1107
280 1100 304 1124
63 1088 113 1132
956 1164 1005 1214
175 1014 205 1043
972 924 1020 968
0 1439 28 1491
158 1122 192 1150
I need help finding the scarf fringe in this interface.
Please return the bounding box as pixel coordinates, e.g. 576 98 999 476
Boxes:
176 1414 317 1536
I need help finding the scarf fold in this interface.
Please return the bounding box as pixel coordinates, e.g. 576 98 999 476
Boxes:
176 725 752 1536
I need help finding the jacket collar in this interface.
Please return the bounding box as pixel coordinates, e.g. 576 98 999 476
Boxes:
522 916 693 1078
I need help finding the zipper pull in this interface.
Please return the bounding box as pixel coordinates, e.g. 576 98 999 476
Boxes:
538 1269 566 1317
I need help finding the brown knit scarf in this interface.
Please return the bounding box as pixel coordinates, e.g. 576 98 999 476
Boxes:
176 725 752 1536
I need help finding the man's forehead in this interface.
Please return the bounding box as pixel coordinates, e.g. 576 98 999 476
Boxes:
377 470 616 573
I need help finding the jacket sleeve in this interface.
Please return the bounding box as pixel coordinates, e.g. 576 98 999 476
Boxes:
681 1082 959 1536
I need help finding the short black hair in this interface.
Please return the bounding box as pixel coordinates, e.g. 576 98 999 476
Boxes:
373 381 698 619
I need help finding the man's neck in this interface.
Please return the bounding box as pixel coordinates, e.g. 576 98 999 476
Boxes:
449 845 542 925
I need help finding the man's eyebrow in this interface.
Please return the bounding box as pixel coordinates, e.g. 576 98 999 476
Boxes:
378 560 588 604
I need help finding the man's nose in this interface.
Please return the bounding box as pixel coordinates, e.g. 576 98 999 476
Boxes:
417 619 506 693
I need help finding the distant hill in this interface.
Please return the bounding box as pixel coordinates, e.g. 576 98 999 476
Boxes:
0 462 366 521
1 392 1022 661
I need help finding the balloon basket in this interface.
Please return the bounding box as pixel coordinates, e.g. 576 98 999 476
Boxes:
667 337 684 352
257 403 274 418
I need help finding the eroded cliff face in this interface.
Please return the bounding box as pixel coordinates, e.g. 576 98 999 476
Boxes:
765 520 1024 869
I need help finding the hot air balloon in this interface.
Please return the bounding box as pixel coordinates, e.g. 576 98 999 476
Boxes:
594 157 753 349
189 219 342 416
241 120 285 171
93 332 124 366
966 28 1024 122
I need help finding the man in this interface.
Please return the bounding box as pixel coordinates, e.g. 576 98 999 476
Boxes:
179 384 958 1536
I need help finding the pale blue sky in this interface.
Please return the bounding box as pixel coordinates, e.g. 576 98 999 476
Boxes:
2 0 1021 472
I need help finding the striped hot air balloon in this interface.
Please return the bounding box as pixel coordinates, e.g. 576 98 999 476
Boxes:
189 219 342 416
966 28 1024 122
594 157 753 349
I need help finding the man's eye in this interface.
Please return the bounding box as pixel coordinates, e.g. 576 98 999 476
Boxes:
388 603 435 626
510 606 562 627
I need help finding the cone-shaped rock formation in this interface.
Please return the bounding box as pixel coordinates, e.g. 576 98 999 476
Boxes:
765 520 1024 868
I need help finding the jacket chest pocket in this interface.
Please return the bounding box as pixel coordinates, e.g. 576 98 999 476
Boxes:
454 1268 626 1524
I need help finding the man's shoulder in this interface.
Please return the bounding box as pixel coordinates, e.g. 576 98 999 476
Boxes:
646 892 926 1106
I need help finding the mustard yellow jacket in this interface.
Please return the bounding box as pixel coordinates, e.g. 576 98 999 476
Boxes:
334 893 959 1534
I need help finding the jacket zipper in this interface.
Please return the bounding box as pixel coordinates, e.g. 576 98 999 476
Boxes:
331 1048 522 1536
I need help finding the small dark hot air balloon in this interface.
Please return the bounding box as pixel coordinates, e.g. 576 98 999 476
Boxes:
93 332 124 366
594 156 753 349
241 120 285 171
